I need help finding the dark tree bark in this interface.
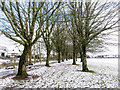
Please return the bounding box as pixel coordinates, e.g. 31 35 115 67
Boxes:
58 49 61 63
16 44 30 78
81 44 88 71
46 47 50 66
72 39 76 65
76 52 77 61
61 50 65 62
29 46 33 65
80 51 83 62
65 52 68 61
62 56 64 62
33 45 36 64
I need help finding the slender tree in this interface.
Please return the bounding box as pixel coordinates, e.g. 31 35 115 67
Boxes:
40 2 61 66
52 21 65 63
52 26 61 63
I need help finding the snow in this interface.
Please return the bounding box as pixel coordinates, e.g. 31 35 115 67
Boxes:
0 58 20 64
0 58 118 88
87 58 118 77
0 59 10 64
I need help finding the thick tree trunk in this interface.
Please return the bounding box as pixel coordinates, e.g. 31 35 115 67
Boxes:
81 45 89 71
16 45 30 78
46 47 50 66
82 56 88 71
29 46 32 65
72 39 76 65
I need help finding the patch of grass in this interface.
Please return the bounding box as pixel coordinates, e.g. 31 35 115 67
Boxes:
58 84 60 88
61 72 63 76
1 62 19 67
118 79 120 82
89 80 92 83
98 76 107 88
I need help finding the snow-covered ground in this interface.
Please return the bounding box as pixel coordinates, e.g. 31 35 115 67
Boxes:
0 58 118 88
87 58 118 77
0 59 20 65
0 59 10 64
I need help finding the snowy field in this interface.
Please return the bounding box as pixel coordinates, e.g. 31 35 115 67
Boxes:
0 58 118 88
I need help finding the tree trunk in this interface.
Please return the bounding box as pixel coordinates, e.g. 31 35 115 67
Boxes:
61 52 64 62
65 52 68 61
29 46 32 65
76 53 77 61
80 51 83 62
81 44 89 71
62 58 64 62
13 56 16 68
46 47 50 66
73 51 76 65
38 42 41 63
37 47 39 63
33 45 36 64
39 53 41 63
58 51 61 63
16 45 30 78
72 39 76 65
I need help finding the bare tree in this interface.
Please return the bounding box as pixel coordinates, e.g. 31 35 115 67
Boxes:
52 22 64 63
67 1 119 71
0 1 61 78
40 2 61 66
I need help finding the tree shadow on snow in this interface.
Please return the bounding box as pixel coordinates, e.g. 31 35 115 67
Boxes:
77 70 96 73
12 75 39 80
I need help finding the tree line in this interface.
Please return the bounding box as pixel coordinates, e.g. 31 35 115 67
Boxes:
0 0 119 79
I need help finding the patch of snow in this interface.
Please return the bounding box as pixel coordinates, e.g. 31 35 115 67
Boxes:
0 59 10 64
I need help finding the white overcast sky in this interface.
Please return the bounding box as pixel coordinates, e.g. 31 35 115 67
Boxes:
0 31 118 55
